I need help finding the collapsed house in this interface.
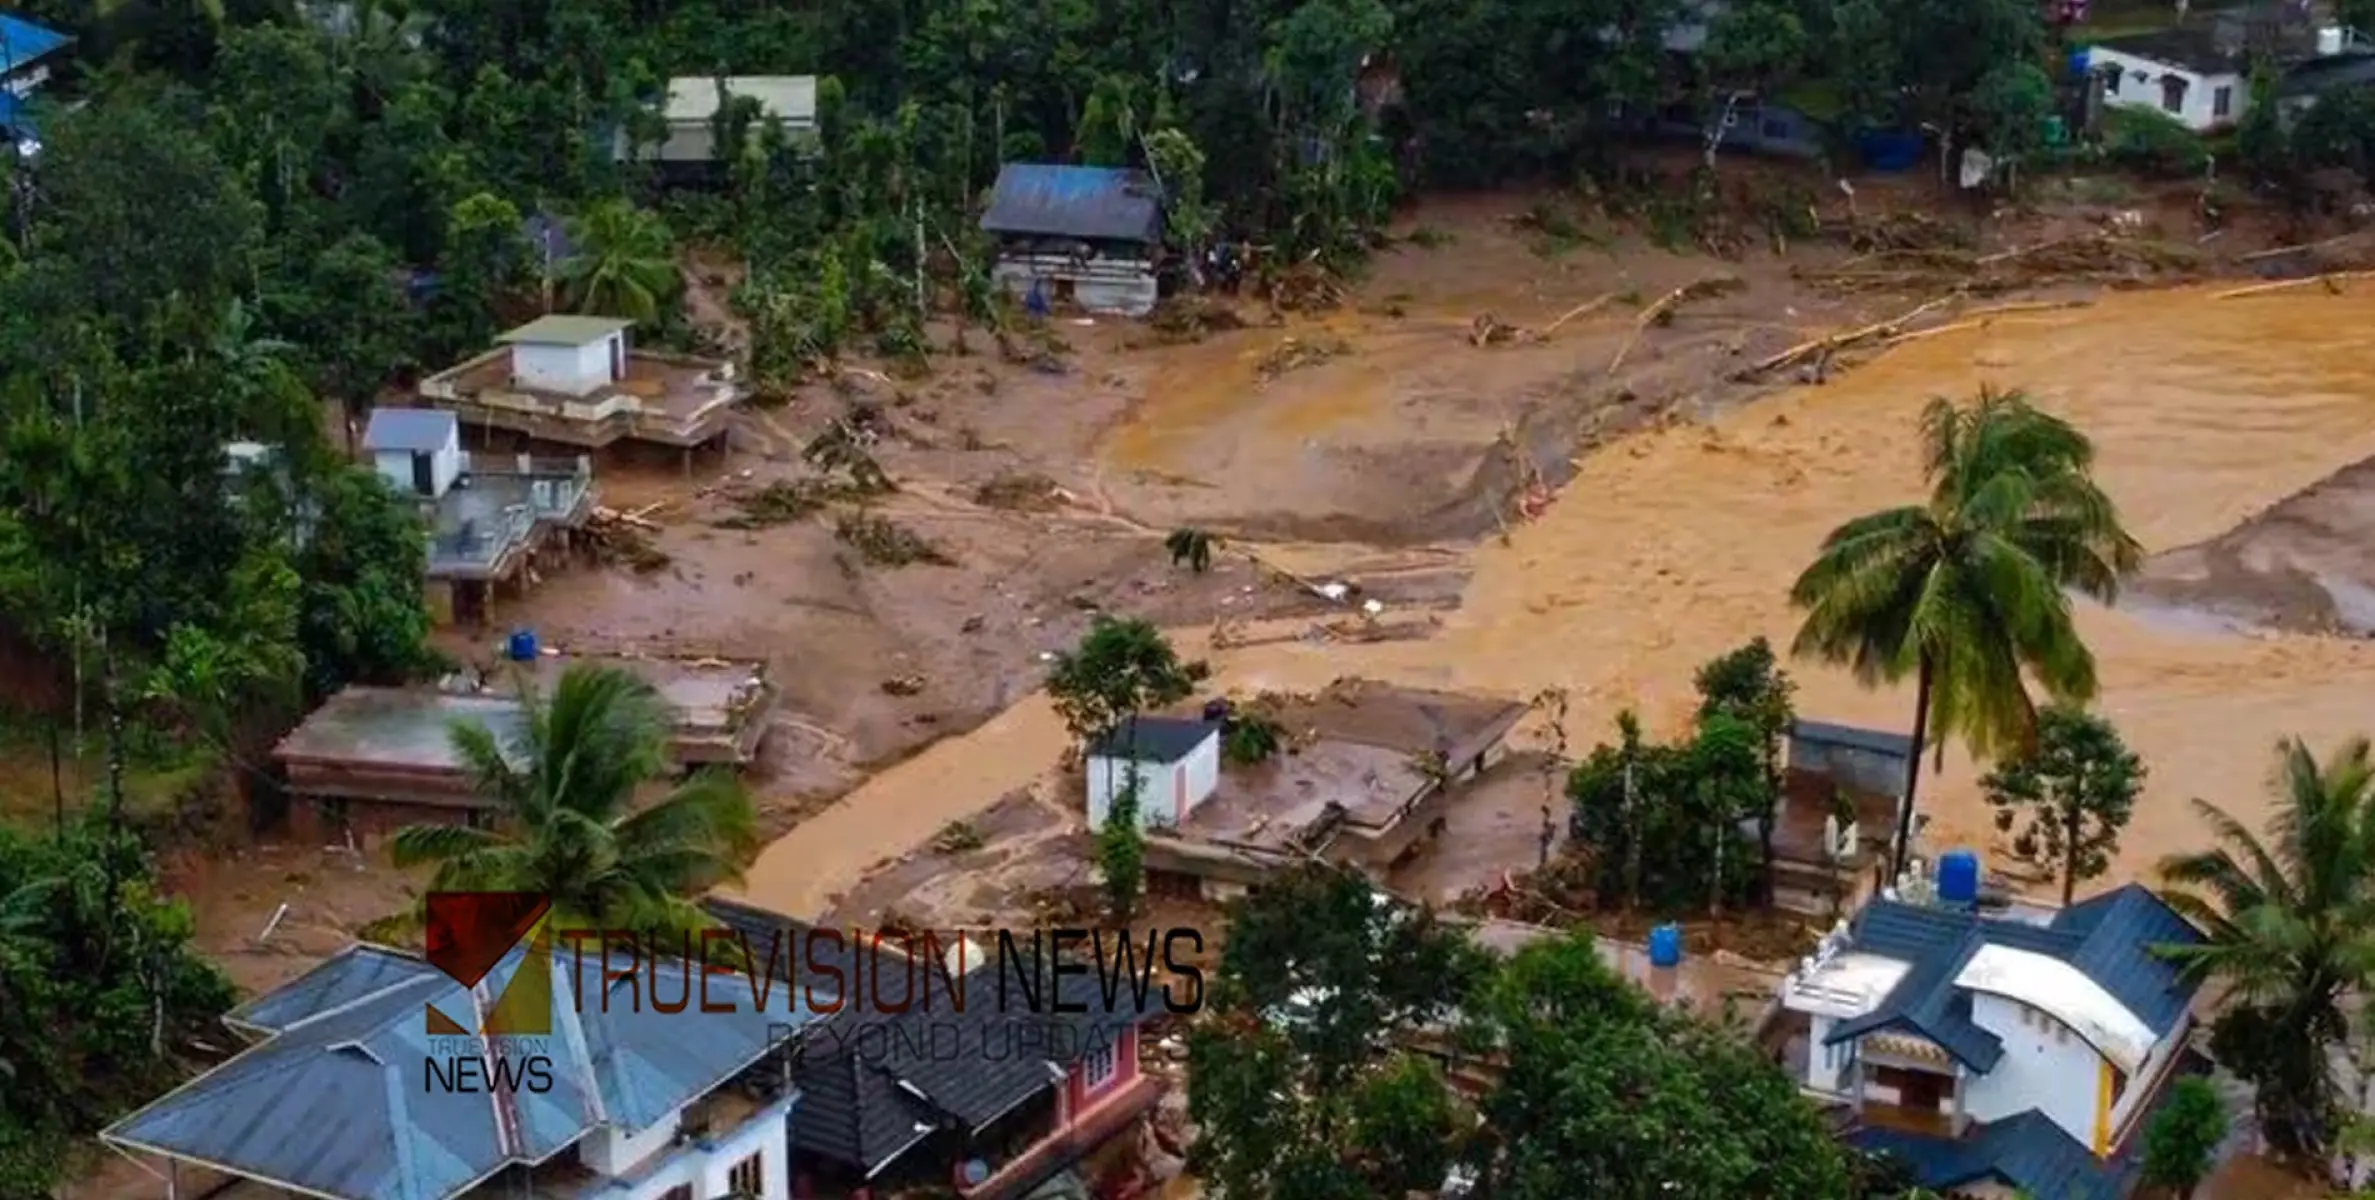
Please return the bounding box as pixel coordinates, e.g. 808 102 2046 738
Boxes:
1086 679 1529 901
272 652 777 844
1762 718 1914 915
361 406 597 626
980 164 1165 318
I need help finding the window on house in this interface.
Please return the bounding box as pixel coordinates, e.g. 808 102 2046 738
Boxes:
2055 1022 2071 1046
465 808 495 831
727 1154 763 1197
660 1187 693 1200
2103 68 2121 95
2160 74 2188 114
1083 1041 1119 1091
1761 119 1789 139
2214 85 2233 118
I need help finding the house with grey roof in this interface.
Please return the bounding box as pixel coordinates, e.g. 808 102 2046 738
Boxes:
705 899 1168 1200
418 315 749 463
102 939 816 1199
613 76 819 167
980 164 1165 317
361 406 596 626
1774 880 2210 1199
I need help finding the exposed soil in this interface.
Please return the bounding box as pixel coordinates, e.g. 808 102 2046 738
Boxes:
2132 452 2375 637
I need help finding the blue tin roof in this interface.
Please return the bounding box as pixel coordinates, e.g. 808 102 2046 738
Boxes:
362 407 459 454
979 164 1163 243
1852 1109 2131 1200
0 13 68 69
106 940 816 1200
1824 884 2205 1071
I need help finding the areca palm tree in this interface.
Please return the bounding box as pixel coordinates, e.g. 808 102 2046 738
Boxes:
557 200 679 325
1789 388 2141 877
388 665 759 939
2157 737 2375 1161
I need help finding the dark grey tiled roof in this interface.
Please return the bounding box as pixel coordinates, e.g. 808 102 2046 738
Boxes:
1823 884 2205 1071
1086 716 1215 764
1790 718 1914 760
1852 1108 2128 1200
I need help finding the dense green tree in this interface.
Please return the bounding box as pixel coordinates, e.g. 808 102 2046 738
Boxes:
1044 614 1200 750
389 664 761 936
2139 1076 2229 1200
1694 637 1796 905
560 198 680 323
1981 704 2143 906
2158 736 2375 1163
1789 388 2141 878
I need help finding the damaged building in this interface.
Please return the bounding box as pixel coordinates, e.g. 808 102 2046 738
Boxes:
980 164 1165 318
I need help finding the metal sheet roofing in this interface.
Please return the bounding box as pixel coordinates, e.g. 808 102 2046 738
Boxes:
1789 718 1914 759
362 407 459 454
496 314 635 345
225 945 441 1035
980 164 1163 243
1851 1108 2130 1200
662 75 818 124
105 940 815 1200
0 14 69 67
1086 716 1216 764
1823 884 2206 1072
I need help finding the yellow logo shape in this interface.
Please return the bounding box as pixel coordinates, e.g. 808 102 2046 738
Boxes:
424 913 553 1037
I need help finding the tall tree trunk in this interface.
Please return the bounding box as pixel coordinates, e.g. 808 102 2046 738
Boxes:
48 714 63 838
1891 654 1936 883
2062 800 2081 908
1758 752 1779 908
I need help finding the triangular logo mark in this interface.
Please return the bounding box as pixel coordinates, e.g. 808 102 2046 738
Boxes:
483 921 554 1036
425 1003 471 1035
424 892 552 988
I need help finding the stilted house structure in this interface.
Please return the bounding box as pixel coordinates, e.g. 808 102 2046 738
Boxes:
361 406 596 626
417 314 748 469
980 164 1164 317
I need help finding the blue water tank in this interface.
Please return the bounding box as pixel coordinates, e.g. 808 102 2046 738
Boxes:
2068 48 2092 76
1647 924 1683 968
505 629 539 663
1857 131 1925 173
1937 849 1982 906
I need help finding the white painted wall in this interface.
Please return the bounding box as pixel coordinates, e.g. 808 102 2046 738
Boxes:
2091 48 2244 131
512 333 625 396
580 1102 687 1176
1086 732 1220 830
1805 1015 1855 1094
368 438 462 499
1963 992 2110 1148
586 1093 794 1200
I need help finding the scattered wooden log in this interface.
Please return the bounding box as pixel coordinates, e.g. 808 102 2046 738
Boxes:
1876 299 2097 347
1541 291 1621 336
2238 232 2362 262
1735 297 1954 381
2214 270 2375 299
1606 276 1743 377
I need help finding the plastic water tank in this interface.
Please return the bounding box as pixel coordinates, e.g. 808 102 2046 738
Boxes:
2320 25 2347 57
1937 849 1982 907
2067 48 2091 77
505 628 539 663
1647 923 1683 968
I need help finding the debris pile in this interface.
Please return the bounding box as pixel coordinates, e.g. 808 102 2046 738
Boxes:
971 471 1068 512
834 512 955 567
1469 313 1533 346
1264 262 1347 313
1256 334 1352 380
587 504 670 572
712 479 836 529
1796 233 2201 295
1606 276 1744 376
1148 294 1249 343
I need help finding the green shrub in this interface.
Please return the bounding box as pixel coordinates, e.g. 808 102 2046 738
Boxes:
2100 107 2210 179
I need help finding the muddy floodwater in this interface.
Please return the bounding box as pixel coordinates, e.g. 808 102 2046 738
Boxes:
732 285 2375 918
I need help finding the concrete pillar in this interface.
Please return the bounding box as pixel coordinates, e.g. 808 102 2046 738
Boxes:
1950 1065 1968 1135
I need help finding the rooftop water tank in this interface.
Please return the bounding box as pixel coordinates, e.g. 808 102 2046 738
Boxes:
2320 25 2346 56
1648 923 1683 968
1937 849 1981 907
505 629 539 663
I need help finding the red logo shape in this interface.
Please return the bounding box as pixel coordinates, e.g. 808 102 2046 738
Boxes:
424 892 552 988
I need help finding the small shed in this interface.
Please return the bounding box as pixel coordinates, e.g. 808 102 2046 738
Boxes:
496 314 634 397
361 408 462 499
980 164 1164 317
1086 716 1220 831
1787 719 1914 800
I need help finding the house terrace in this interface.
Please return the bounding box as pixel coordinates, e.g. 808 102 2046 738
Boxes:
490 650 778 767
419 315 748 457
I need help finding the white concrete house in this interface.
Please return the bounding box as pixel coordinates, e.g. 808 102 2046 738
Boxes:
1086 716 1220 830
362 406 464 499
1778 882 2209 1199
501 313 636 397
2088 23 2375 132
617 76 819 164
102 941 809 1200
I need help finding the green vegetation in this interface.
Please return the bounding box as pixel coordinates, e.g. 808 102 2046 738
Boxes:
1045 615 1199 918
0 819 235 1195
1788 388 2142 878
2159 737 2375 1163
1187 864 1912 1199
2140 1076 2230 1200
1982 704 2144 907
388 664 760 939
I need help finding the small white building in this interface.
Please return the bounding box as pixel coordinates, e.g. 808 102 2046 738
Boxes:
618 75 819 164
500 313 634 397
1777 881 2210 1199
2088 23 2375 132
1086 716 1220 830
361 406 463 499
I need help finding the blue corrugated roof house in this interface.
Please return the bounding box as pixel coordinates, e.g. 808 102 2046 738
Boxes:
0 13 69 72
1791 883 2209 1200
979 164 1164 244
104 940 816 1199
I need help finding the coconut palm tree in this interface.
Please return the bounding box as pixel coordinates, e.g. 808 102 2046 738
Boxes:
1788 388 2141 877
2157 736 2375 1161
388 665 759 938
557 200 679 325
